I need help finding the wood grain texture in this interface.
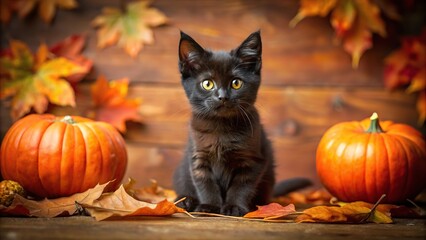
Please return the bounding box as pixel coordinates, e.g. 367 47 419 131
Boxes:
1 216 425 240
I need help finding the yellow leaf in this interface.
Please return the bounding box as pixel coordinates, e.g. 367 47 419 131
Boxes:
0 41 85 120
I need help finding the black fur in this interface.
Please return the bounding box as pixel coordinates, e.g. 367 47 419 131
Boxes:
173 31 276 216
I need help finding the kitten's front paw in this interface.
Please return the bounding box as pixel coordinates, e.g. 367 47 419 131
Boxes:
175 196 199 212
221 204 249 216
195 204 220 214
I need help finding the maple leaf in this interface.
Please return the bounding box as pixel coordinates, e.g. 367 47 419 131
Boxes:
13 0 78 23
87 75 142 133
49 34 93 83
124 178 177 203
91 0 167 57
0 40 85 120
79 185 185 221
291 0 390 68
0 182 109 218
243 203 296 220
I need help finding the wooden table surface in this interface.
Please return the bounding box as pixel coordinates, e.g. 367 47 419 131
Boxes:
1 215 425 240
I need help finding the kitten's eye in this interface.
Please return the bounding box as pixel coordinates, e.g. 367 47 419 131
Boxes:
231 79 243 90
201 80 215 90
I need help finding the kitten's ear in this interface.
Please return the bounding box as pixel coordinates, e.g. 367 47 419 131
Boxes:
179 31 205 74
233 31 262 73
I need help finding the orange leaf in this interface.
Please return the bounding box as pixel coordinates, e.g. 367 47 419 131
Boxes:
243 203 296 220
290 0 338 27
49 34 93 83
296 201 393 224
14 0 78 23
342 16 372 68
331 0 356 37
91 0 167 57
79 185 185 221
0 182 110 217
88 75 142 133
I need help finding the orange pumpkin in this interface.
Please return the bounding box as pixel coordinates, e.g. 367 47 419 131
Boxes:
316 113 426 203
0 114 127 198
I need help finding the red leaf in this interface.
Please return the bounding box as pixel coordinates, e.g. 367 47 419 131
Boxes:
243 203 296 220
49 34 93 83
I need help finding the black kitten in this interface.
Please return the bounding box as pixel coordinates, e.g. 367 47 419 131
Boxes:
173 31 275 216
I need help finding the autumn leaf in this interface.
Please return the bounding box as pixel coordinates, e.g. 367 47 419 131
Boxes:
384 29 426 124
0 182 109 218
79 185 185 221
244 203 296 220
273 189 332 206
296 200 393 224
12 0 78 23
124 178 177 203
49 34 93 83
91 0 167 57
291 0 392 68
0 40 85 120
87 75 142 133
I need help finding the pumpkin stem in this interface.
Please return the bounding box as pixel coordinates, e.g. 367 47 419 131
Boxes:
61 115 76 124
366 112 384 133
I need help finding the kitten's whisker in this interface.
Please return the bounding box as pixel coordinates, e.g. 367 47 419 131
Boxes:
238 105 254 137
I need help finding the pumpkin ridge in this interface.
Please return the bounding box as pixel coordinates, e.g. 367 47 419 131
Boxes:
78 122 103 192
362 133 372 203
94 122 127 191
71 123 86 194
27 119 52 197
335 133 353 201
83 123 106 186
391 134 415 201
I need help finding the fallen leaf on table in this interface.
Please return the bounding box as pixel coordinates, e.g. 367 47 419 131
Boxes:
91 0 167 57
79 185 185 221
13 0 78 23
273 188 332 206
49 34 93 83
0 182 109 217
0 40 85 120
244 203 296 220
296 201 392 224
124 178 177 203
87 75 143 133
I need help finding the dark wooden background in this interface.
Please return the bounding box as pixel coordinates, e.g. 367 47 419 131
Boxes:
0 0 422 189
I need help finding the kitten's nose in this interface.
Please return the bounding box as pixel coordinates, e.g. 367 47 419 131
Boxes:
218 88 229 102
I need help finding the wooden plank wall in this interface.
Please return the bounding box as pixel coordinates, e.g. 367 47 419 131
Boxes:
0 0 422 189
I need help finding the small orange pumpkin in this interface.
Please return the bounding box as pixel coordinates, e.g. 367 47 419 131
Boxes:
0 114 128 198
316 113 426 203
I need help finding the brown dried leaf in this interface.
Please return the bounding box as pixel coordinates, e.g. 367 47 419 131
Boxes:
124 178 177 203
79 185 185 221
243 203 296 220
0 182 109 217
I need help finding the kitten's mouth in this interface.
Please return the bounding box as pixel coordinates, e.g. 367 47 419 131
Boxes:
212 102 238 116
